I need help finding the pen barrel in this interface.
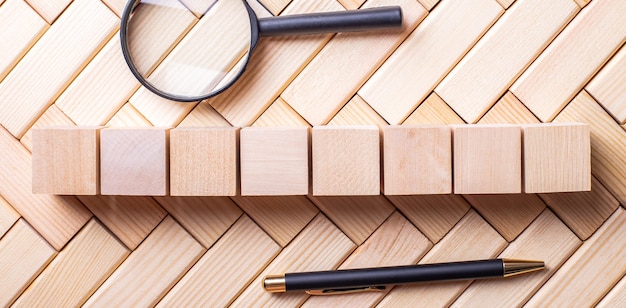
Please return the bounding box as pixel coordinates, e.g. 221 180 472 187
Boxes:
284 259 504 291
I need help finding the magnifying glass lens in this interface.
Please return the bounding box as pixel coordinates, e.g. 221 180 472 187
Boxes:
126 0 252 101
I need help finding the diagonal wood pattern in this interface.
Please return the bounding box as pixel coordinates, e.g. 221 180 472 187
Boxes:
0 0 624 306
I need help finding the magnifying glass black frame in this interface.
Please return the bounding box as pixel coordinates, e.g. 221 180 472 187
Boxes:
120 0 403 102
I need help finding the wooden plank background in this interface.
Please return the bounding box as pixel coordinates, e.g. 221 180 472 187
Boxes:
0 0 625 306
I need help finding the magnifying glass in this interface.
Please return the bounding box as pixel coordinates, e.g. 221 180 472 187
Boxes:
120 0 403 102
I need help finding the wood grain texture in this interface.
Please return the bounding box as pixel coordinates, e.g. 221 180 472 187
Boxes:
201 0 343 126
155 196 242 249
435 0 579 123
283 0 427 125
19 104 75 152
337 0 364 10
25 0 72 23
0 219 56 307
13 219 129 307
310 195 395 245
452 209 581 307
302 212 432 307
0 0 118 138
77 195 167 250
105 103 153 127
312 126 380 195
0 127 91 250
540 176 620 240
586 45 626 124
158 215 279 307
360 0 503 124
177 102 231 127
386 195 470 243
327 94 389 128
377 210 507 307
0 0 48 82
100 128 169 196
32 126 102 195
382 125 452 195
0 195 19 238
523 123 591 193
452 125 522 194
403 93 466 125
84 216 204 307
479 91 540 124
554 91 626 205
170 127 239 196
230 214 356 307
416 0 439 11
259 0 292 15
253 97 310 127
231 196 318 247
526 208 626 307
495 0 515 9
240 127 309 195
512 0 626 122
597 275 626 308
464 194 545 242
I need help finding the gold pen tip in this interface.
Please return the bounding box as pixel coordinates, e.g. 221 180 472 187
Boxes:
502 259 545 277
263 274 286 293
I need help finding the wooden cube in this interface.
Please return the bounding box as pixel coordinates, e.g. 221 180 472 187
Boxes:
100 128 169 196
312 126 380 195
453 125 522 194
32 126 102 195
382 125 452 195
170 127 238 196
523 123 591 193
240 127 309 195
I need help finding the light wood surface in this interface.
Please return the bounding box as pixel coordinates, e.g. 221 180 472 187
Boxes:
170 127 239 196
1 0 625 305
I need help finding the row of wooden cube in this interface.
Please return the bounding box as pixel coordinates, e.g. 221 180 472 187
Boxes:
32 123 590 196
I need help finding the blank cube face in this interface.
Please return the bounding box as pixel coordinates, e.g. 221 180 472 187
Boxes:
383 126 452 195
100 128 169 196
170 127 238 196
453 125 522 194
312 126 380 195
32 127 101 195
240 127 309 195
523 123 591 193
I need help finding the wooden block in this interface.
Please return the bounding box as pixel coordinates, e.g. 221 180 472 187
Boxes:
435 0 579 123
253 97 310 127
597 275 626 308
282 0 427 125
0 0 119 138
258 0 291 15
587 45 626 124
451 209 582 307
100 128 169 196
155 196 242 249
416 0 439 11
377 210 507 307
0 0 48 82
337 0 365 10
0 196 20 239
540 177 619 240
230 214 356 307
32 126 102 195
382 125 452 195
240 127 309 195
0 219 56 307
157 215 280 307
25 0 72 23
327 94 389 127
0 127 92 250
170 127 238 196
100 0 124 16
312 126 380 195
554 91 626 205
523 123 591 193
105 103 153 127
403 93 466 125
464 194 545 242
231 196 319 247
19 104 74 152
452 124 522 194
302 212 432 307
479 91 540 124
495 0 515 9
511 0 626 122
84 216 205 307
13 219 129 307
386 195 470 243
359 0 503 124
526 208 626 306
177 102 231 127
78 196 167 250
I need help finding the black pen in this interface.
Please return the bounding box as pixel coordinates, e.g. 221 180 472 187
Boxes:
263 258 544 295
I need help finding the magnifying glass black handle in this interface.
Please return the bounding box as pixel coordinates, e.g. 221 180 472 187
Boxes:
257 6 403 37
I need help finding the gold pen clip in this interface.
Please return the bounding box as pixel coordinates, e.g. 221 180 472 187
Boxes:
305 286 386 295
